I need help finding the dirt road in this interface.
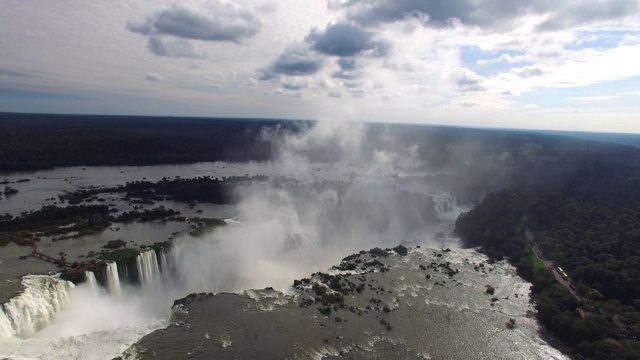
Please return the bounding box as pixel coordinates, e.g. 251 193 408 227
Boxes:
525 229 582 301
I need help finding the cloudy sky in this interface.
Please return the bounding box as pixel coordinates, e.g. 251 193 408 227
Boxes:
1 0 639 133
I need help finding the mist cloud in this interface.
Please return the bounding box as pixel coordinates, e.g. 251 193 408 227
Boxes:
170 122 472 293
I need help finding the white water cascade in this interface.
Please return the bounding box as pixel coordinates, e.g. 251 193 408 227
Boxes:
159 249 170 280
433 192 456 214
0 275 74 338
84 271 99 295
0 306 12 337
118 261 130 284
432 192 467 223
105 262 122 295
136 250 161 287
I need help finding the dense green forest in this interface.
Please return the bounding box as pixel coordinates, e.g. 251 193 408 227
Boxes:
455 161 640 359
0 113 301 171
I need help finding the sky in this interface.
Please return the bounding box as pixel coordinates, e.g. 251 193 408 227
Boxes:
1 0 639 133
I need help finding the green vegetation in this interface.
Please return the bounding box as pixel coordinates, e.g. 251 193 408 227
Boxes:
99 248 140 262
0 113 301 171
528 246 545 270
112 206 180 223
0 205 185 246
455 162 640 359
103 239 127 249
0 205 112 245
60 175 268 206
188 217 226 237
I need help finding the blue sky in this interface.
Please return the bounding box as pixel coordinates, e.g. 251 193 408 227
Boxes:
1 0 639 133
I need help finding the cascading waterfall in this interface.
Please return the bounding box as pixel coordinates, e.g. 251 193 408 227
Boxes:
105 262 122 295
84 271 99 295
283 211 315 248
0 307 12 337
136 250 161 287
118 261 129 284
0 275 74 338
159 249 170 280
433 192 457 215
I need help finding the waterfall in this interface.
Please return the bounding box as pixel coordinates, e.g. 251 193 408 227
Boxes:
118 261 129 284
0 307 12 337
84 271 99 295
136 250 161 287
0 275 74 338
159 249 170 280
105 262 122 295
433 193 457 215
283 211 315 248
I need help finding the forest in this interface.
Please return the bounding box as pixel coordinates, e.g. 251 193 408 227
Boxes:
455 160 640 359
0 113 303 171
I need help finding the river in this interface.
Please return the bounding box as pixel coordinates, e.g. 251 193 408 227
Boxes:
0 159 569 359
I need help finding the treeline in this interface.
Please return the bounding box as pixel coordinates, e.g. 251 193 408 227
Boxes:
0 205 180 246
454 161 640 359
0 113 303 171
60 175 268 205
0 205 112 245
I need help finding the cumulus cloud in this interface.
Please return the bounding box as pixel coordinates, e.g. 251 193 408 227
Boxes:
538 0 640 31
259 44 324 80
454 68 487 92
145 73 164 81
330 0 640 31
147 37 207 59
305 22 388 57
128 0 261 43
337 57 357 71
281 78 309 91
510 66 544 78
332 57 361 79
259 22 389 83
331 0 535 29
